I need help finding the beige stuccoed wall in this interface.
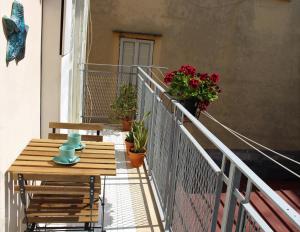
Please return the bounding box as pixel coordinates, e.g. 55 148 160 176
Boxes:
0 0 42 231
89 0 300 151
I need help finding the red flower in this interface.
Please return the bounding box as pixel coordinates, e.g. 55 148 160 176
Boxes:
189 78 200 89
179 65 196 76
200 73 208 81
198 100 210 111
164 71 175 84
210 73 220 83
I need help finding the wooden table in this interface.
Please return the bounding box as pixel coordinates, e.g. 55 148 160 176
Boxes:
9 138 116 181
8 138 116 226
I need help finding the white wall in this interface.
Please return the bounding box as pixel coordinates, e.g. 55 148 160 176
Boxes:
60 0 75 123
60 53 71 122
41 0 62 138
0 0 42 231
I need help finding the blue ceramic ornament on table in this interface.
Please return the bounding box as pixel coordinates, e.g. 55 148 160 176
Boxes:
2 0 29 65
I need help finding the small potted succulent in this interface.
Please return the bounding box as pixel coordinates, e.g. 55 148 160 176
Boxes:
164 65 221 116
111 84 137 131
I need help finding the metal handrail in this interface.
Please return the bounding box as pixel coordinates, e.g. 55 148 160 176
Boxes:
81 62 168 70
137 66 300 230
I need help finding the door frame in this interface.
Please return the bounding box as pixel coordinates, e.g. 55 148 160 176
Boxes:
112 32 162 66
68 0 90 123
119 37 154 68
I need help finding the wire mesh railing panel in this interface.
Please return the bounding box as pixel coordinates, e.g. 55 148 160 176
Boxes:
170 127 222 232
143 84 154 129
82 65 167 122
150 101 174 210
82 70 118 122
82 67 139 122
143 83 155 168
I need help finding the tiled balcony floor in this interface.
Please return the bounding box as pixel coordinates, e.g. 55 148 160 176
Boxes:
101 131 162 232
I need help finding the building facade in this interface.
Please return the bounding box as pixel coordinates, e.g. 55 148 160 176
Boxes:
88 0 300 153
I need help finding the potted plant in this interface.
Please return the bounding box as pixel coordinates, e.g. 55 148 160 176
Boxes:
164 65 221 116
127 112 150 167
128 123 148 168
125 130 134 155
124 112 150 156
111 84 137 131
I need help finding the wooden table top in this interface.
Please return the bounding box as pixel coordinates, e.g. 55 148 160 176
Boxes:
8 139 116 181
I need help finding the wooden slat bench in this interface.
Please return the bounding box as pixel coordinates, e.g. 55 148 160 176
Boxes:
48 122 104 141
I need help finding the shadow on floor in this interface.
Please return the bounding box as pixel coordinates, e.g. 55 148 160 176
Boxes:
101 133 163 232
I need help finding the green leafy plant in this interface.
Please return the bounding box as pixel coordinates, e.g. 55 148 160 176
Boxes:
125 130 134 143
125 112 150 143
130 112 150 153
111 84 137 120
132 124 148 153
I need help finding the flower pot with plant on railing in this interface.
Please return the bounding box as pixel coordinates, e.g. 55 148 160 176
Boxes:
128 114 149 168
111 84 137 131
163 65 221 117
164 65 222 192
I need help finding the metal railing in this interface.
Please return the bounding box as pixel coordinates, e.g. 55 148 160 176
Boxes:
81 64 300 231
136 67 300 232
81 63 167 123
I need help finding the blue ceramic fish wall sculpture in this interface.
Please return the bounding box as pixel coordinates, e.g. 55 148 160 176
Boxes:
2 0 29 65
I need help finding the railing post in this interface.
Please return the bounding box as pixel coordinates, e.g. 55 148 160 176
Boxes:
221 163 241 232
210 153 227 231
211 172 223 232
236 180 253 232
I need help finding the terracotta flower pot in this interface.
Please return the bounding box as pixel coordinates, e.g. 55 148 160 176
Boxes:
122 119 132 131
125 140 134 156
128 149 146 168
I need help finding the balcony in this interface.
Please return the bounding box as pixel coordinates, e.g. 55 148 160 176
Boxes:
3 65 300 232
1 1 300 231
57 65 298 231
